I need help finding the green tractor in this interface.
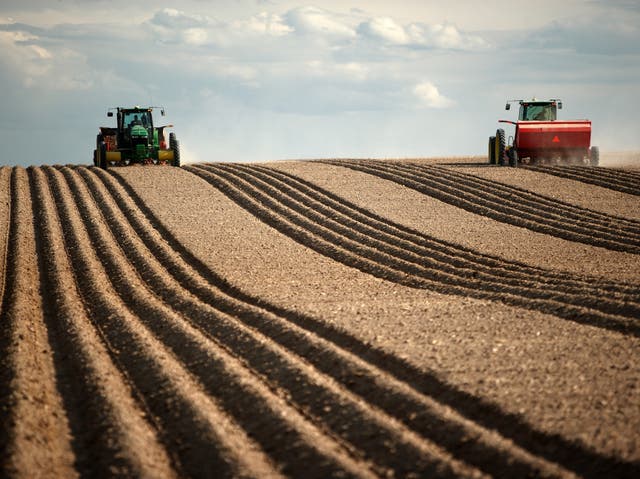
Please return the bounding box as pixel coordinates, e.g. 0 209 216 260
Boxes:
93 106 180 169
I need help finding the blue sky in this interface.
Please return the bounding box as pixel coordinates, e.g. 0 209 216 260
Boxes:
1 0 639 166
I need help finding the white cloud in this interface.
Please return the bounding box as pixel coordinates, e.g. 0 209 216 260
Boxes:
237 12 293 36
358 17 487 50
358 17 410 44
413 82 454 108
149 8 211 29
147 8 218 45
285 6 356 38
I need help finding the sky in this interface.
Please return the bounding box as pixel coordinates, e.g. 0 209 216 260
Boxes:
1 0 639 166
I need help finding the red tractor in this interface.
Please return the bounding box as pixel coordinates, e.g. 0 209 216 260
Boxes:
488 98 599 167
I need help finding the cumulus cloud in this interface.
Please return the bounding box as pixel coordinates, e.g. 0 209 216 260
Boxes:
358 17 487 50
285 6 356 39
147 8 216 45
236 12 293 36
357 17 410 45
413 82 454 108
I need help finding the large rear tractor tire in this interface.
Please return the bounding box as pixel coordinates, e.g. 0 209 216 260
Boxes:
496 129 507 166
99 142 108 170
94 133 103 167
488 136 496 164
508 148 519 168
170 132 180 167
590 146 600 166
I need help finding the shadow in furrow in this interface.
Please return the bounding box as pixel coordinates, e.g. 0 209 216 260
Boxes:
42 167 248 479
60 166 380 479
189 164 639 337
524 166 640 196
76 167 555 478
423 165 640 231
246 164 635 295
29 167 146 477
102 165 640 478
224 163 639 310
322 160 640 253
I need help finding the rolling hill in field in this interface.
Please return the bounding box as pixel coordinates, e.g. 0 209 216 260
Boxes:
1 158 639 478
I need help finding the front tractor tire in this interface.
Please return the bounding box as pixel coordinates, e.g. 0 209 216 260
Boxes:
488 136 496 164
590 146 600 166
170 132 181 167
496 129 507 166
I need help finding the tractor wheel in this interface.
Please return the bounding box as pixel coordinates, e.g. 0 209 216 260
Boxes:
508 148 519 168
94 133 103 167
496 129 507 166
99 142 108 170
170 132 181 167
590 146 599 166
488 136 496 164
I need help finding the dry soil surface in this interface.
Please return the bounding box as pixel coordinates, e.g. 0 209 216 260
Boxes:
1 158 639 478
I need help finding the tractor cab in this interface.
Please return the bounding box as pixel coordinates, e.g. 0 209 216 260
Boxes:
506 99 562 122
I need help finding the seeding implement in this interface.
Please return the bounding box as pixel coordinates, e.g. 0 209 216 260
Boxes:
93 106 180 169
488 99 599 167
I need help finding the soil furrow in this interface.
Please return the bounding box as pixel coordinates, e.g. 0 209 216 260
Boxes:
0 168 76 478
227 163 639 303
61 166 392 479
43 166 284 479
323 160 640 253
251 163 636 294
189 164 639 336
426 165 640 230
29 167 177 478
0 168 10 316
564 166 640 184
112 165 638 478
87 167 577 478
524 166 640 196
353 160 640 246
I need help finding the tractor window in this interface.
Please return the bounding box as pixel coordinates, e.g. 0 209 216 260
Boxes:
124 111 151 129
519 104 556 121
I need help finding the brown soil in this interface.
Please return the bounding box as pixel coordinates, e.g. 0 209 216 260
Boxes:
1 158 639 478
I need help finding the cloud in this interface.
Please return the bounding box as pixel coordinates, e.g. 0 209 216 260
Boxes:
357 17 410 44
524 15 640 54
284 6 356 39
147 8 216 46
235 12 293 36
413 82 454 108
358 17 487 50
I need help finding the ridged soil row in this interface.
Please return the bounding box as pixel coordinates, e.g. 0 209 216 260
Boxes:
237 163 639 298
188 164 639 337
321 160 640 253
76 163 503 479
523 165 640 196
95 162 592 479
354 160 640 247
109 165 636 479
0 167 10 313
423 164 640 231
28 167 177 478
42 166 287 479
73 163 498 478
0 168 76 478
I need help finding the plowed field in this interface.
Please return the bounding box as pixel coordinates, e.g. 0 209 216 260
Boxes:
1 158 639 478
